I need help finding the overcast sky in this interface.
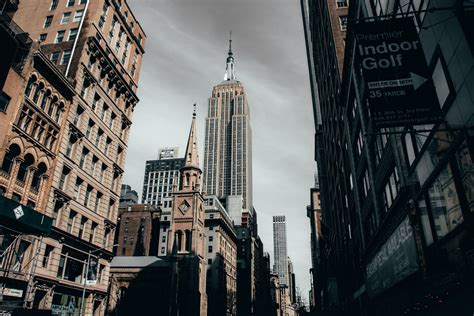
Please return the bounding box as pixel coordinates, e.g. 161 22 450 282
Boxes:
125 0 316 297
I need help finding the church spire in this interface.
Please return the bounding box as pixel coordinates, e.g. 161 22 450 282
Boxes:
184 104 200 170
224 31 236 81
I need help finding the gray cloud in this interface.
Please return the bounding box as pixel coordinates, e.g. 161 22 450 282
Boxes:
126 0 315 297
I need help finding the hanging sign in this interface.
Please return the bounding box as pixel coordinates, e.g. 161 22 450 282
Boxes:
354 17 442 127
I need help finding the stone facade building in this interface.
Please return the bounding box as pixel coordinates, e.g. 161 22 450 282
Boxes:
204 195 238 316
0 0 145 314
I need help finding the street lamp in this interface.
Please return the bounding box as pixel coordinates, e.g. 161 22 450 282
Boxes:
79 243 118 316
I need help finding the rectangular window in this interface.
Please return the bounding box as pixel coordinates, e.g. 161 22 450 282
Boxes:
61 49 72 65
432 58 450 108
79 217 87 238
339 15 348 30
59 166 70 190
73 9 84 22
49 51 59 64
50 0 58 10
67 211 76 234
42 245 54 268
61 12 71 24
427 164 463 239
0 92 11 113
68 28 78 41
84 185 92 207
208 246 213 253
90 222 97 243
55 30 65 43
39 33 47 42
336 0 348 7
67 0 75 7
44 16 53 28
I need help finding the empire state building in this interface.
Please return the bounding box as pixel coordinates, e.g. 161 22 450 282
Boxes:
203 37 253 213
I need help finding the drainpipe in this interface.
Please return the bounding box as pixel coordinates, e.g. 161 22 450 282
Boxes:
65 0 90 78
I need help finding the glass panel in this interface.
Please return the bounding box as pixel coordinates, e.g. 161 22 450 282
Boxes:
418 196 433 246
456 141 474 212
427 163 463 239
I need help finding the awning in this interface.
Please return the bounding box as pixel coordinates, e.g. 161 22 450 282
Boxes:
0 196 52 234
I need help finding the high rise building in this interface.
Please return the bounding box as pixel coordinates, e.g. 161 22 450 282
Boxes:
119 183 138 207
0 0 146 314
141 148 184 207
203 36 253 213
272 216 288 286
302 0 474 314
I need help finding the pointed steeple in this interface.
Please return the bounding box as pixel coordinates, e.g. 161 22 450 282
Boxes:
224 31 236 81
184 104 200 169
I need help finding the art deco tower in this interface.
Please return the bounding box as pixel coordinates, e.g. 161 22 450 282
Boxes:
203 36 253 212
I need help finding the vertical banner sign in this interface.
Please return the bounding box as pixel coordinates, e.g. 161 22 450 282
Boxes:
86 256 98 285
354 18 442 127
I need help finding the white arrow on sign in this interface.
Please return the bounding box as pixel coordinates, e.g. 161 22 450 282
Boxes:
410 72 428 90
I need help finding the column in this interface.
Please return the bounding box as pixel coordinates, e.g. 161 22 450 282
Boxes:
5 157 24 197
21 165 37 204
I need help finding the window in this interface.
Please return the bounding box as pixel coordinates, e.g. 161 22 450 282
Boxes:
79 217 87 238
209 236 213 242
79 148 88 169
98 15 105 29
42 245 54 267
90 222 97 243
84 185 93 207
59 166 70 190
55 30 65 43
39 33 47 42
67 211 77 233
61 12 71 24
208 246 213 253
80 0 87 3
73 178 82 200
339 15 348 30
50 51 60 64
68 28 78 41
432 58 451 108
73 9 84 22
44 16 53 28
0 92 10 112
336 0 348 7
50 0 58 10
61 50 72 65
67 0 75 7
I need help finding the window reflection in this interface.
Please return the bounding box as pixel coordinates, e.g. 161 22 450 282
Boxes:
456 141 474 212
427 163 463 239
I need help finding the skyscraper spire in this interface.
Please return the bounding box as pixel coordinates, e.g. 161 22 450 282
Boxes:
224 31 236 81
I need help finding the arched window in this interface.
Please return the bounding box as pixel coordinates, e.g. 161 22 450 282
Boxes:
40 90 51 110
31 162 47 190
55 102 64 122
175 230 183 252
1 144 21 174
25 76 37 97
17 153 34 182
185 230 191 252
32 82 44 103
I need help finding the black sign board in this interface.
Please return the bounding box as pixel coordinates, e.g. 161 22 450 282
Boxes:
366 216 419 295
354 18 442 127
